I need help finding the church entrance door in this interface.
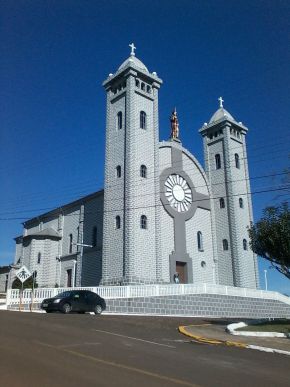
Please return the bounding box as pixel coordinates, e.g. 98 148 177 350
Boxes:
176 261 186 283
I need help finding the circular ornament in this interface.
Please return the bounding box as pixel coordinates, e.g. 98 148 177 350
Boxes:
164 174 192 212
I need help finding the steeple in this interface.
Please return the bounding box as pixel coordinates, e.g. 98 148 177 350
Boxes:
209 97 236 124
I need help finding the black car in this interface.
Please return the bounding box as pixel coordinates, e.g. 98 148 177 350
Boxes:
41 290 106 314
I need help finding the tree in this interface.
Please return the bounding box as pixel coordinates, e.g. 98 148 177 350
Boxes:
248 202 290 280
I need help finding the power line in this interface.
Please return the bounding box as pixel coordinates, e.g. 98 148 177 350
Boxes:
1 145 289 211
0 186 289 222
0 171 288 216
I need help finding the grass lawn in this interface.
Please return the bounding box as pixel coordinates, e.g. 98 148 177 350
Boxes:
237 320 290 334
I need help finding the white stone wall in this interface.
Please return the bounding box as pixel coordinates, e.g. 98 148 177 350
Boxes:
202 120 258 289
0 270 9 292
205 135 234 285
14 240 23 264
62 206 80 257
102 90 126 283
13 193 104 288
186 208 215 283
227 134 257 288
102 66 160 284
81 195 104 285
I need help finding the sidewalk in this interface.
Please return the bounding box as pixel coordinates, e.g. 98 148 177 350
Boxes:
179 322 290 354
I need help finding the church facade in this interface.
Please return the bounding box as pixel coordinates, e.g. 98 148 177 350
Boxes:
13 47 259 289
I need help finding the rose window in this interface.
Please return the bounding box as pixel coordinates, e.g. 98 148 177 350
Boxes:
164 174 192 212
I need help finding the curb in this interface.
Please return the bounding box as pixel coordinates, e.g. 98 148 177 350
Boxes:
178 325 247 348
178 325 290 356
227 322 288 338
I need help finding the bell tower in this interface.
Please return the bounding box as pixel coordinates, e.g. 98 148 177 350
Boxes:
101 44 162 285
199 98 259 288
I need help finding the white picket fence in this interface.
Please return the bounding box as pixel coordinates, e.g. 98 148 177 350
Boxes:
6 283 290 308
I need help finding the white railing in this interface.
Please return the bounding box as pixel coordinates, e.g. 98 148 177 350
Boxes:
6 283 290 308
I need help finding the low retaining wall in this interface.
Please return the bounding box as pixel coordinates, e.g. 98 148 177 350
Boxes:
105 294 290 318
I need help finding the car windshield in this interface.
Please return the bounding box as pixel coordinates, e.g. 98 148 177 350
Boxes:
55 291 74 298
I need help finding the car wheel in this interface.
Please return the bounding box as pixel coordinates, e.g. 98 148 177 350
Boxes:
94 304 103 315
62 303 72 314
78 311 85 314
46 310 52 313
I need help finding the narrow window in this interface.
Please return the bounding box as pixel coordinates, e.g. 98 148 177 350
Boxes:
215 154 221 169
239 198 244 208
92 226 97 247
140 165 147 178
67 269 72 287
141 82 145 91
201 261 206 268
115 216 121 229
69 234 73 254
140 215 147 229
116 165 121 178
5 274 8 292
222 239 229 251
235 153 240 169
117 111 122 130
243 239 248 250
140 111 146 129
135 79 140 87
146 85 151 93
219 198 225 209
37 252 41 264
197 231 203 251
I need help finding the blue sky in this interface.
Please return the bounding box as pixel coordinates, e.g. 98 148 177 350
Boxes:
1 0 289 293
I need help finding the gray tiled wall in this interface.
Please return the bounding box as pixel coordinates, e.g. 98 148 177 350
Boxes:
105 294 290 319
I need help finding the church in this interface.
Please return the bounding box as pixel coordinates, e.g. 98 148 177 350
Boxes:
13 45 259 290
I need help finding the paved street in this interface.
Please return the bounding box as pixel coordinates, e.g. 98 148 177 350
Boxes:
0 311 289 387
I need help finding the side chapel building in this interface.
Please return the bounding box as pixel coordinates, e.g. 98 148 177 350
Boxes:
13 46 259 289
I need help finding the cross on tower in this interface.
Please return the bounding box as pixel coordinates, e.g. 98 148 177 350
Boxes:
129 43 136 56
218 96 224 108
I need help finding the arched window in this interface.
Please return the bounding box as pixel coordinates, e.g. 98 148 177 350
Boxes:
115 216 121 229
141 82 145 91
116 165 121 178
235 153 240 169
140 165 147 178
215 154 221 170
222 239 229 251
239 198 244 208
69 234 73 254
92 226 97 247
140 111 146 129
135 79 140 87
37 252 41 264
146 85 151 93
219 198 225 209
117 111 122 130
140 215 147 229
243 239 248 250
201 261 206 268
197 231 203 251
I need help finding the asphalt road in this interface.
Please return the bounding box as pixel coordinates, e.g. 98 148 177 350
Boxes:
0 311 289 387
